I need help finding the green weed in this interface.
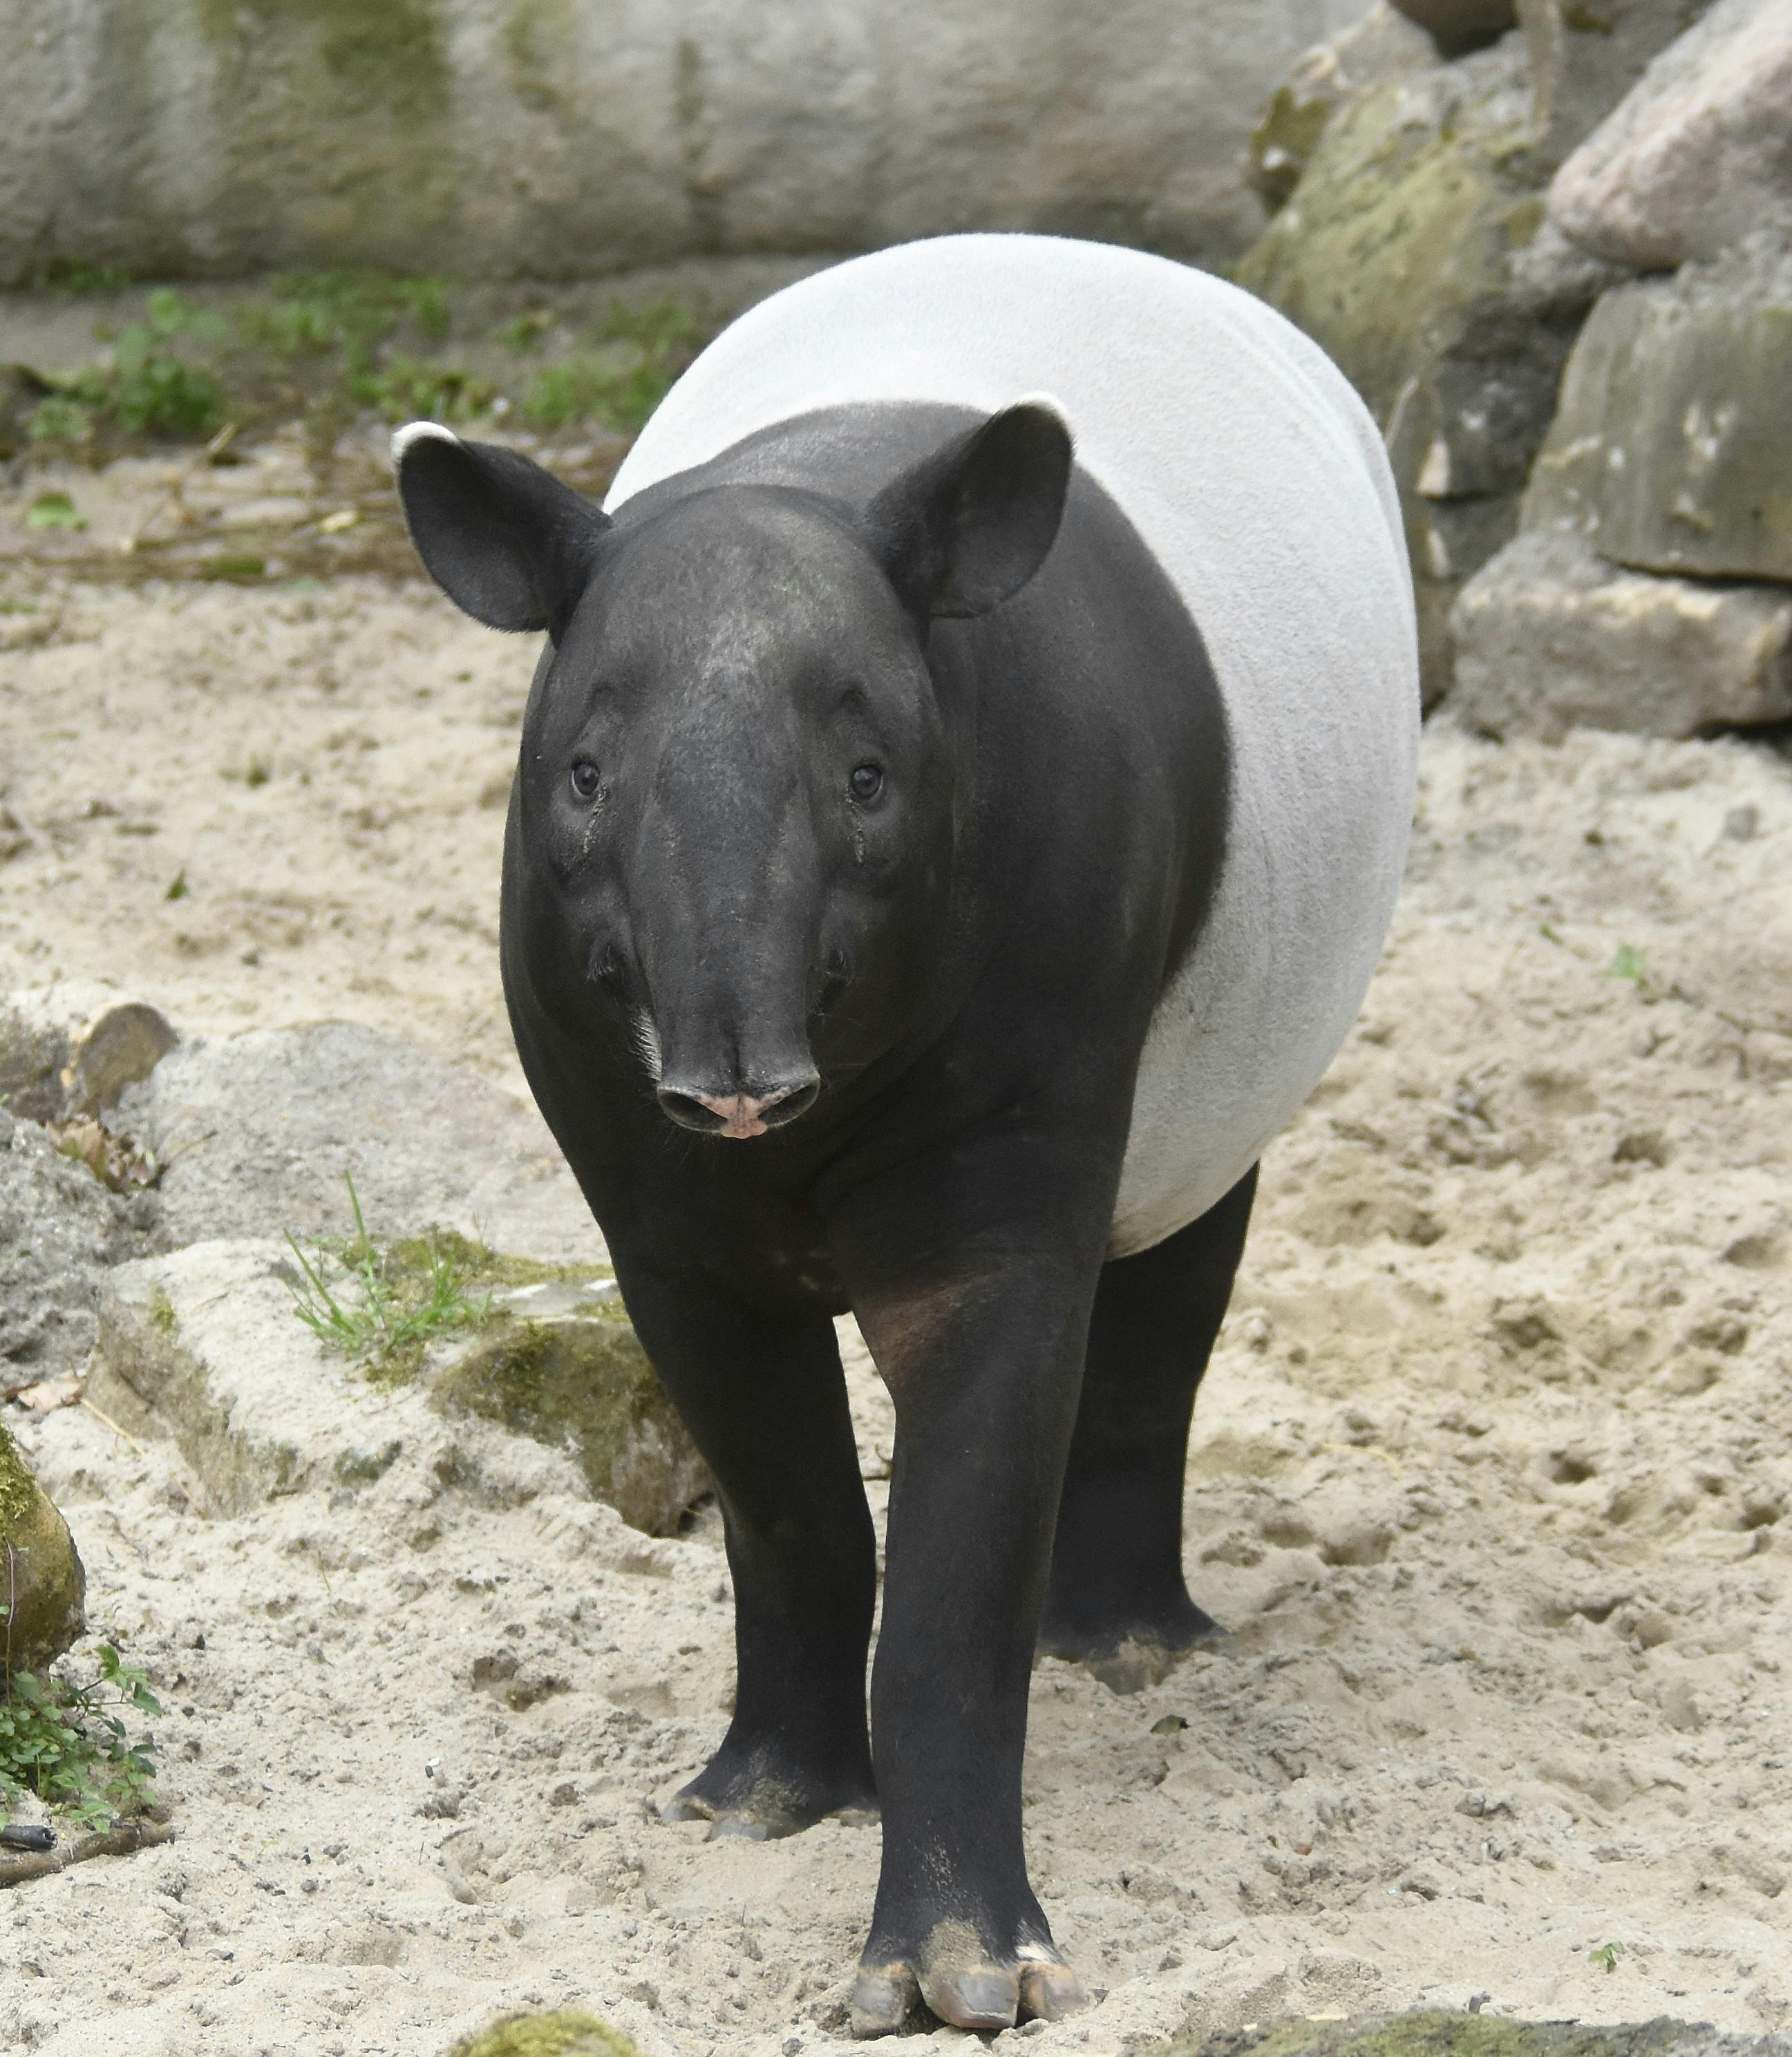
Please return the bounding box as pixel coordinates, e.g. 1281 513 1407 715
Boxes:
285 1174 491 1381
23 493 86 532
28 289 225 444
0 1638 161 1830
520 297 701 433
1587 1940 1624 1975
37 258 134 295
1608 945 1654 993
352 353 495 424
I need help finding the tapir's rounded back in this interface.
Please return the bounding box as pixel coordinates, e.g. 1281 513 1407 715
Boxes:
609 234 1420 1257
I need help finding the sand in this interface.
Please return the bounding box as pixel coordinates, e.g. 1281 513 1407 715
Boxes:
1 571 1791 2057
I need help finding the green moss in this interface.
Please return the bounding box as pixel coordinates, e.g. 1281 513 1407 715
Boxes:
451 2009 644 2057
198 0 449 120
149 1288 177 1337
1164 2015 1700 2057
0 1422 36 1539
433 1307 706 1535
504 0 576 117
1502 195 1547 248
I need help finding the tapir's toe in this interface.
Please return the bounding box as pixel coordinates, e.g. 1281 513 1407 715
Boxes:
925 1964 1021 2030
849 1964 920 2038
1018 1951 1089 2022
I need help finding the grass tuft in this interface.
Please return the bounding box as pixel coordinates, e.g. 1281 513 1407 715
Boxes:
284 1174 492 1383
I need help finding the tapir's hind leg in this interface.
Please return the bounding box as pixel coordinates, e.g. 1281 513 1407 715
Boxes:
1039 1164 1258 1691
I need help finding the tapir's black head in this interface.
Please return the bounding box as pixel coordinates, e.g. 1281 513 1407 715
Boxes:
394 403 1071 1139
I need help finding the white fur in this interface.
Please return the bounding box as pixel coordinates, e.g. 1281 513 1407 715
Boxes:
607 235 1420 1258
390 419 462 468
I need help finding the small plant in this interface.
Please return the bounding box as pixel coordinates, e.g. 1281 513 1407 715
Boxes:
27 288 227 445
1587 1940 1624 1975
352 353 495 424
25 398 95 448
23 492 86 532
1607 943 1661 1001
285 1174 491 1380
0 1639 162 1830
520 297 702 433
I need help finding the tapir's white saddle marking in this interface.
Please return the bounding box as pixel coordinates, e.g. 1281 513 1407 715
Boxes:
610 234 1420 1258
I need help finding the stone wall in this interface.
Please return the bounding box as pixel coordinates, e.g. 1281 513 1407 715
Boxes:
0 0 1363 286
1238 0 1792 734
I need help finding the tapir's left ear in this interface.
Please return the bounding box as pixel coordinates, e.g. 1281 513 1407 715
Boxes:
868 399 1073 620
392 422 611 637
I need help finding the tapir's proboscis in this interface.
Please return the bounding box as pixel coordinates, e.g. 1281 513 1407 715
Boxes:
395 234 1420 2036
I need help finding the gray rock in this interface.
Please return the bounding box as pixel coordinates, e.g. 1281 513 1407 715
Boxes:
1517 0 1717 171
0 0 1364 285
0 1113 164 1377
1549 0 1792 269
93 1240 707 1537
0 1421 86 1674
1248 3 1438 211
1389 0 1517 50
1522 238 1792 581
130 1020 598 1263
1449 529 1792 741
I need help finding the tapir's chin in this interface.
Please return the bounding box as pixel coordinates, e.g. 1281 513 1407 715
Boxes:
655 1076 821 1139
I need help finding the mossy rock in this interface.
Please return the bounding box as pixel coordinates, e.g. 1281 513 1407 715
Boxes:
1522 247 1792 582
1163 2013 1725 2057
431 1291 708 1538
1234 39 1606 704
0 1421 86 1674
449 2009 643 2057
1247 3 1437 212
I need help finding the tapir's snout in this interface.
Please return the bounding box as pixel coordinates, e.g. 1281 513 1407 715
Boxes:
656 1075 821 1139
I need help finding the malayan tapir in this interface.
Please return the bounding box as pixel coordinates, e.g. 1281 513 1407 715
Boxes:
393 232 1419 2037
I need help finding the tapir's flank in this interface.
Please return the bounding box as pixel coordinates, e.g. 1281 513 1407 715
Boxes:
395 234 1420 2036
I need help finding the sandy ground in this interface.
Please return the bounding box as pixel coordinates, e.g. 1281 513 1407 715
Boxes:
2 571 1792 2056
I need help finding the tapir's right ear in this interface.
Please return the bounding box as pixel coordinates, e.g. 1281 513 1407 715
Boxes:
392 422 611 637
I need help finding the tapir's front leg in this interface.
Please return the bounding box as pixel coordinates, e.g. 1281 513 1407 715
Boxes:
836 1178 1107 2036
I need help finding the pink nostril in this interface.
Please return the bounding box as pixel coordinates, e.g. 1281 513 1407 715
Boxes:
694 1090 781 1138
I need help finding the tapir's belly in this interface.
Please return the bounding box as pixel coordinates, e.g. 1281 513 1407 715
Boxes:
609 234 1422 1259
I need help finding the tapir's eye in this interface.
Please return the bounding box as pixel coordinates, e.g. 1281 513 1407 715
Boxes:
569 761 601 802
849 763 884 804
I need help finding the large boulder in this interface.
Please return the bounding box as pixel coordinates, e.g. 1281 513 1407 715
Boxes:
1522 238 1792 582
1549 0 1792 270
1449 529 1792 741
95 1240 708 1536
1235 37 1620 701
0 1421 86 1674
1248 4 1438 211
1516 0 1716 170
124 1020 598 1262
0 0 1365 285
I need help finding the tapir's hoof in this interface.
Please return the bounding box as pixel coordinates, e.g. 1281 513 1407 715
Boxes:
850 1940 1088 2037
850 1964 920 2038
659 1778 876 1841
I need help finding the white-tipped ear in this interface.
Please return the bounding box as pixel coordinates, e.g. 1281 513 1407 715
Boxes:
393 432 612 636
390 419 462 469
1010 391 1072 435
